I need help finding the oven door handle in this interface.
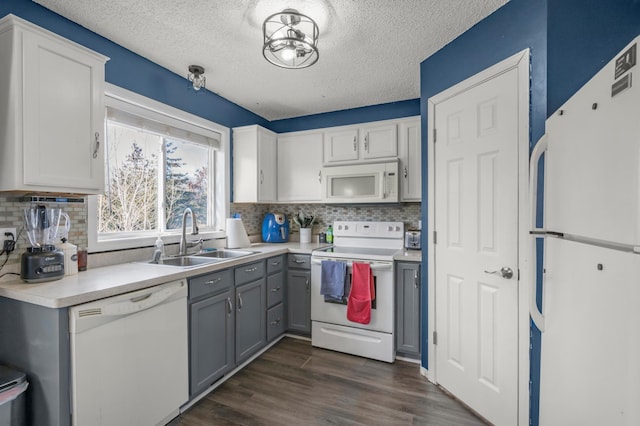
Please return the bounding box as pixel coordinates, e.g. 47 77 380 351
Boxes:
311 258 393 271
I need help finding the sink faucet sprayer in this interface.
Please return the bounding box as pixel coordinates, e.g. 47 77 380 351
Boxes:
179 208 202 255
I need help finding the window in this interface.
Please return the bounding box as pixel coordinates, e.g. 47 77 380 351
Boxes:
88 84 229 252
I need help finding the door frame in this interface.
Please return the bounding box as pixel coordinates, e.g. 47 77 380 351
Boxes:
426 49 531 426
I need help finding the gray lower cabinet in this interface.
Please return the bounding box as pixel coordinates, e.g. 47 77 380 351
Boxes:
396 262 421 357
188 269 234 397
235 260 267 364
287 254 311 334
266 255 285 342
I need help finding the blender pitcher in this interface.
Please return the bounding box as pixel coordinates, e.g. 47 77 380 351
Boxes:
21 206 66 283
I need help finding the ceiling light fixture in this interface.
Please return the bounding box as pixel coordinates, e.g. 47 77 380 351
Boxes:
187 65 206 91
263 9 319 69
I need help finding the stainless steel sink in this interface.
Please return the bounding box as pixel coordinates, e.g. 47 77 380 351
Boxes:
141 249 255 268
146 256 222 268
193 249 255 259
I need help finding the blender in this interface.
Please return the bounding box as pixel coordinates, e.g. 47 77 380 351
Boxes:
20 206 66 283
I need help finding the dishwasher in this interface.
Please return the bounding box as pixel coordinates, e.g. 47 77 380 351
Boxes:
69 279 188 426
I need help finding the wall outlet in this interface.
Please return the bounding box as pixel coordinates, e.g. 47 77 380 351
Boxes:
0 227 17 252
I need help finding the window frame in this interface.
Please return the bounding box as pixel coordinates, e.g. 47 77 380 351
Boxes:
87 83 230 253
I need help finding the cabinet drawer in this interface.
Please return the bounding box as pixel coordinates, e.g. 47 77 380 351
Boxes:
267 303 285 342
288 254 310 270
235 260 266 285
189 269 233 300
267 255 285 274
266 271 284 307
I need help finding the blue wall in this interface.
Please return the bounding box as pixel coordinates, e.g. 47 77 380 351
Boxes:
270 99 420 133
548 0 640 114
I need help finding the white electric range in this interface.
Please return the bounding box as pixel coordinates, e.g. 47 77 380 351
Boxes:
310 221 404 363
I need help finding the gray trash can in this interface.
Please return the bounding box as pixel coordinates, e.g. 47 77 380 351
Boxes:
0 365 28 426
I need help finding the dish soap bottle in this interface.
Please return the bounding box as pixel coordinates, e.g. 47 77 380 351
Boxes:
326 225 333 244
154 236 165 263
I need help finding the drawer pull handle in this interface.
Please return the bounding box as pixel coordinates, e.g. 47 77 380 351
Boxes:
270 318 281 325
271 261 280 266
227 297 232 316
294 259 306 264
245 267 257 273
238 294 243 311
206 278 222 285
271 287 281 292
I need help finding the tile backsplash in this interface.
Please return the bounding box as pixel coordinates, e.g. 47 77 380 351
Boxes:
0 196 421 273
232 203 421 237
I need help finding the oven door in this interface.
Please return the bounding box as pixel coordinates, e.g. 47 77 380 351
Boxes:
310 257 394 332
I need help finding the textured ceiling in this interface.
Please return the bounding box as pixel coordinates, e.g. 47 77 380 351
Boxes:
34 0 508 121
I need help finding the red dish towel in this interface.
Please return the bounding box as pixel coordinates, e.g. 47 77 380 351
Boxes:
347 262 375 324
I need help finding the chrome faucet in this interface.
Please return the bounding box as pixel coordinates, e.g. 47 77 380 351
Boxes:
179 208 200 256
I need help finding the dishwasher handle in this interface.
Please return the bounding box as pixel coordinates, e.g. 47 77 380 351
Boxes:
75 280 186 320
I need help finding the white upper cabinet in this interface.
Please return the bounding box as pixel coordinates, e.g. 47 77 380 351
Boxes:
277 131 323 202
233 125 277 203
323 122 397 165
360 123 397 160
323 128 359 163
0 15 108 194
398 117 422 201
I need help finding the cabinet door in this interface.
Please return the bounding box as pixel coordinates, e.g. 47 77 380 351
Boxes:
287 270 311 334
277 132 323 201
360 123 397 160
22 28 105 192
189 289 234 397
323 128 359 163
258 128 277 202
235 279 266 364
232 125 276 203
396 262 421 356
398 118 422 201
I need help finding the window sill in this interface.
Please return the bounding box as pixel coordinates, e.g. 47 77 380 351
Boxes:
89 230 226 253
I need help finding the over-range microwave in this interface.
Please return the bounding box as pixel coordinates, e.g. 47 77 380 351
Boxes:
322 161 399 203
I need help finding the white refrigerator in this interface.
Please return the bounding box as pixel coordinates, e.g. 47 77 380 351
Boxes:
531 36 640 425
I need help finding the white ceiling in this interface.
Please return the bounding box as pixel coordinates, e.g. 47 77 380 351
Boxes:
34 0 508 121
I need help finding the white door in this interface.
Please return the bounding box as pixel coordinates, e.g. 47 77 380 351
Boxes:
433 67 520 425
277 132 323 201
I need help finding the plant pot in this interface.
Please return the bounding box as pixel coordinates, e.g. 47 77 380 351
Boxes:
300 228 312 244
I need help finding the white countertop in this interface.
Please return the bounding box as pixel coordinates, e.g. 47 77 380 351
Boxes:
0 242 422 308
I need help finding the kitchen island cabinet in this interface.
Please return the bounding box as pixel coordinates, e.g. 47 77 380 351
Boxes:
0 14 108 194
396 261 421 357
287 254 311 335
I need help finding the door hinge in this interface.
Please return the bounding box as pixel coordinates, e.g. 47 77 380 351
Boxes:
433 231 437 244
518 269 521 280
432 331 438 345
433 128 437 143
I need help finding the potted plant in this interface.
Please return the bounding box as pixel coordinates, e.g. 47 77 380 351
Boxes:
293 212 315 243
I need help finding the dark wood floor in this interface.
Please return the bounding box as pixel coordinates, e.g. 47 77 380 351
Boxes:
169 337 486 425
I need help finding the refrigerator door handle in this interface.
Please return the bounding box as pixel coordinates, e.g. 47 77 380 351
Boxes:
529 135 548 332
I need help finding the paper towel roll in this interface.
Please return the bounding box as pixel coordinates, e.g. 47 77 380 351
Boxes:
226 218 251 248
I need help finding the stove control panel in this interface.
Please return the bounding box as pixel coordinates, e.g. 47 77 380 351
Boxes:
333 221 404 239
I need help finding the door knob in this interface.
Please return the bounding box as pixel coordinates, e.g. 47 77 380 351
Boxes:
484 266 514 279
